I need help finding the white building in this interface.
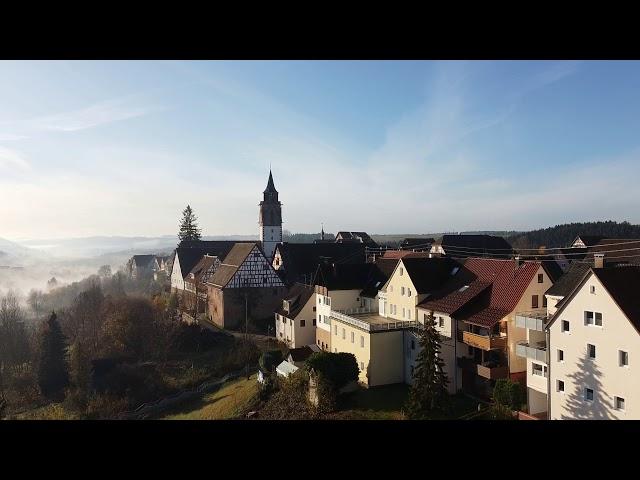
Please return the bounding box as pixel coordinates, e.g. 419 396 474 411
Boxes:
547 265 640 420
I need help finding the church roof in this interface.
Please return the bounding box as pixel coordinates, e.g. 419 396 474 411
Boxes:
264 170 278 194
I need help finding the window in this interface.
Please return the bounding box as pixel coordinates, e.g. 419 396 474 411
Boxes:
439 317 444 328
407 288 412 297
289 319 293 325
408 310 411 320
313 306 316 312
351 332 354 343
615 396 625 410
334 325 338 335
300 319 305 327
400 267 404 276
590 285 596 294
360 336 364 348
584 388 594 402
557 380 565 392
312 318 316 326
595 312 602 326
401 287 405 296
282 316 286 324
558 349 564 362
402 307 406 319
317 339 320 346
342 328 345 339
562 320 570 333
543 296 547 308
532 363 547 377
538 273 544 283
532 295 539 309
588 344 596 359
620 350 629 367
360 362 365 371
585 311 603 327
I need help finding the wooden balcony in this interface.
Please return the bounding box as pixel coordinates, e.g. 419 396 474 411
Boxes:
476 364 509 380
462 331 507 351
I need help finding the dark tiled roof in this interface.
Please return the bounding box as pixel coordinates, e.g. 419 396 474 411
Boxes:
132 255 156 268
373 258 398 279
437 234 514 258
174 240 253 280
314 262 383 292
264 170 277 194
591 266 640 332
185 255 219 285
401 238 435 248
545 262 592 297
335 231 378 247
208 243 259 288
275 242 365 286
275 283 315 318
401 257 460 294
360 262 394 298
288 346 316 363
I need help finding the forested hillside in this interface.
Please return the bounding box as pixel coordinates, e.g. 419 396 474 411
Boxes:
507 221 640 250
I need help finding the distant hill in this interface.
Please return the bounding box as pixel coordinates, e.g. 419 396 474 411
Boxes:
507 221 640 250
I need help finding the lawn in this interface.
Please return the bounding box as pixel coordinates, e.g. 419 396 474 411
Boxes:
160 374 259 420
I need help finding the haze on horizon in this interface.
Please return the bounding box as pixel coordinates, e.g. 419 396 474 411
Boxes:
2 60 640 242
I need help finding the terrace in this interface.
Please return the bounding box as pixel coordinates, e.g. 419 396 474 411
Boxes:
330 308 418 332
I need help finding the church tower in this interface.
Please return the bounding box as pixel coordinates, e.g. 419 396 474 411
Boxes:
259 169 282 260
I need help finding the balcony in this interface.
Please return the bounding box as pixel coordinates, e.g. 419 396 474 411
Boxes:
458 357 509 380
462 331 507 351
516 341 547 363
515 311 549 332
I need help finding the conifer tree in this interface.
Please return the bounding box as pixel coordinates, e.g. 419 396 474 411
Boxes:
405 314 449 419
178 205 202 243
37 312 70 400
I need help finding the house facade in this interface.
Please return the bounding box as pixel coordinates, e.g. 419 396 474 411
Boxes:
547 266 640 420
274 283 317 347
206 242 287 329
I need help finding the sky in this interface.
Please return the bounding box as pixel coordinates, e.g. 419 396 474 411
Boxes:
2 60 640 241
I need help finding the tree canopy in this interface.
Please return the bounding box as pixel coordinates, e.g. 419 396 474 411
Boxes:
178 205 202 243
37 312 70 400
304 351 358 389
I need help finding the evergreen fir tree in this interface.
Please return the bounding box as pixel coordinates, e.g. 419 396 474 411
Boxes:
37 312 70 400
178 205 202 243
405 314 449 419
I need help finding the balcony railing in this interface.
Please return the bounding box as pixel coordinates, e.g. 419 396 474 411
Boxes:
516 341 547 363
458 357 508 380
330 310 418 332
515 311 550 332
462 331 507 351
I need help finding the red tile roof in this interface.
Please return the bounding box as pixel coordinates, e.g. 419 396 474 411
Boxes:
419 258 546 327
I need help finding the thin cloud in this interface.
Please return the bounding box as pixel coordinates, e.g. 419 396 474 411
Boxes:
0 133 28 142
0 146 30 170
32 97 161 132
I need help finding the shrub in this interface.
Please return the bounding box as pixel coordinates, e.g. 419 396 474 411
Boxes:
304 351 359 390
492 378 525 411
259 350 283 373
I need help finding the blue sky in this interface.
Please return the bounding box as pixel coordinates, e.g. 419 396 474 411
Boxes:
1 60 640 240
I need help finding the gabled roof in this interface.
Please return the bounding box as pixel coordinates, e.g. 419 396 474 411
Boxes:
288 346 316 363
185 255 219 284
400 257 460 294
275 282 315 318
545 262 592 297
314 262 384 292
275 242 365 286
418 258 550 328
335 231 378 247
174 240 253 280
208 243 260 288
436 234 514 258
132 255 157 268
592 266 640 332
548 266 640 335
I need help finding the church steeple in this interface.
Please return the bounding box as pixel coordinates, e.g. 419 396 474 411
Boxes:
263 169 278 202
259 169 282 260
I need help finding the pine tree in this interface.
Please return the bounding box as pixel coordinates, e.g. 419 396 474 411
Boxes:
405 314 450 419
37 312 70 400
178 205 202 243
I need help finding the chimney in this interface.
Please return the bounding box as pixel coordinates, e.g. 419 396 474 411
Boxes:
594 253 605 269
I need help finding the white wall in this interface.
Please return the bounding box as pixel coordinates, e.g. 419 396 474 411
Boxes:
549 272 640 420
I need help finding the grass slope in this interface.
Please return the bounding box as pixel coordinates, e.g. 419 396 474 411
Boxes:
161 374 259 420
